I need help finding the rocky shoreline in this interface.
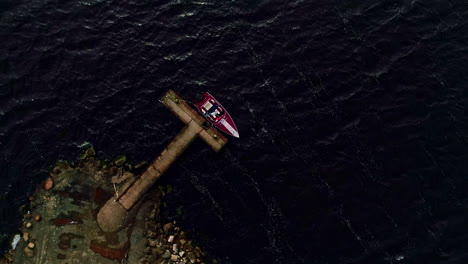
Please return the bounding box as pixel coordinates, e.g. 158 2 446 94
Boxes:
1 148 212 264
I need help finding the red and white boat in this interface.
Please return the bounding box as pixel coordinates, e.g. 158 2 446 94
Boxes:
194 92 240 138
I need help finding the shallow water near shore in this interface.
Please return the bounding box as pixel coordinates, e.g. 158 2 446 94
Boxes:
1 1 468 263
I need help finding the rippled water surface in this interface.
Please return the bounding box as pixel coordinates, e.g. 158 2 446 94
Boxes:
1 0 468 263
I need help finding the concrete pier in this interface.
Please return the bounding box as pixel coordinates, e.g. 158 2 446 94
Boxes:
97 90 228 233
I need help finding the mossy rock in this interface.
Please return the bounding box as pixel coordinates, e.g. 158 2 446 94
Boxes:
85 147 96 157
114 155 127 167
134 161 148 170
125 163 133 171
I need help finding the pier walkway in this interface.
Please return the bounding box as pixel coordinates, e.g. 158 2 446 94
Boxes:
97 90 228 233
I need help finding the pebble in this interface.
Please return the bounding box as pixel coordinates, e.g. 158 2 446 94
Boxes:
167 235 174 243
147 231 156 238
162 249 171 259
25 222 32 229
179 251 185 257
27 242 35 249
44 177 54 191
163 223 173 234
179 239 186 245
171 254 178 261
23 232 29 242
149 239 158 247
34 213 42 222
187 252 196 263
172 243 178 253
151 247 164 258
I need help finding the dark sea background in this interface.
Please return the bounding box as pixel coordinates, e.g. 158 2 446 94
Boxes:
1 0 468 263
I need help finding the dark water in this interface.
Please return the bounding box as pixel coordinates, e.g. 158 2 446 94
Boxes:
1 0 468 263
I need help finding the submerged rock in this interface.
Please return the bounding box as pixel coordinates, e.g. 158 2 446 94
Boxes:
114 155 127 166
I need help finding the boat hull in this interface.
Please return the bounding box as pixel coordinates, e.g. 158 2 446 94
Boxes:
194 92 239 138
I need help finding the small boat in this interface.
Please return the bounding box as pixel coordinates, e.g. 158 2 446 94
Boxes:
194 92 240 138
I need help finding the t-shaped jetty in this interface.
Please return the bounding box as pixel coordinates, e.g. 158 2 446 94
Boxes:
97 90 228 233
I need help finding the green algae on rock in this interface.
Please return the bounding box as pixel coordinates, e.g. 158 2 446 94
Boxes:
1 148 208 264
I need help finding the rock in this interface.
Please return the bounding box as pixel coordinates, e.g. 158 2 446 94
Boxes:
162 249 171 259
111 171 133 184
34 213 42 222
44 177 54 191
27 242 35 249
150 210 156 220
151 247 164 258
172 244 178 253
24 246 34 257
163 223 173 234
23 232 29 242
85 147 96 157
179 239 186 245
179 251 185 257
187 252 196 263
114 155 127 167
11 234 21 249
109 166 118 176
134 161 148 169
149 239 158 247
147 231 156 238
171 254 178 261
167 235 174 243
25 222 32 229
19 205 29 216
